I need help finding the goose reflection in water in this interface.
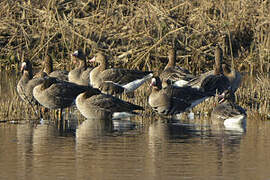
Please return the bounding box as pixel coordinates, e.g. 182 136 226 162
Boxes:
76 118 138 142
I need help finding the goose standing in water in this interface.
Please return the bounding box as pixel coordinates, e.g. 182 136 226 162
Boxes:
76 90 144 120
68 49 93 86
33 76 100 119
211 89 246 128
148 77 209 116
160 48 195 87
17 60 44 105
89 52 153 96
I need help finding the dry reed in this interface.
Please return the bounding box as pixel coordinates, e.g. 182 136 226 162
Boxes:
0 0 269 72
0 0 269 121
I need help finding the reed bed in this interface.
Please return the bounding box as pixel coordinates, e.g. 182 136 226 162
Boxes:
0 0 269 121
0 0 269 72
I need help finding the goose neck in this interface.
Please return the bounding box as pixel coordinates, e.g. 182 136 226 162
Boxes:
214 47 223 75
78 60 87 69
44 62 53 74
165 50 176 70
97 57 107 71
23 70 33 80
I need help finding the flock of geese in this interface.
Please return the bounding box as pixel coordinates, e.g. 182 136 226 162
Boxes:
17 45 246 128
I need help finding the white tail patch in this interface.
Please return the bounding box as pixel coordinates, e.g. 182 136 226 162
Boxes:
224 116 246 133
224 124 246 133
123 73 153 92
73 50 78 56
188 111 195 120
224 115 246 127
173 80 189 87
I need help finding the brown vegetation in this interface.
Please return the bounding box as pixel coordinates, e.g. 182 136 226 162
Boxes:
0 0 269 121
0 0 269 73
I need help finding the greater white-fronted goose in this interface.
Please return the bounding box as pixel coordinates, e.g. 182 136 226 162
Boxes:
211 89 246 127
148 77 209 116
222 63 241 93
17 60 45 105
197 46 230 96
186 70 214 89
187 46 240 93
188 66 241 93
75 90 144 119
89 52 153 95
160 48 195 87
68 49 93 86
35 55 69 81
33 76 100 112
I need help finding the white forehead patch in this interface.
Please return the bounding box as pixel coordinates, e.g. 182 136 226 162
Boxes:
73 50 79 56
21 62 27 67
151 78 156 85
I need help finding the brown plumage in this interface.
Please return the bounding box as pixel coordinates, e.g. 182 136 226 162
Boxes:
197 46 230 96
76 89 144 119
211 89 246 126
160 48 194 86
148 77 209 116
89 52 153 95
68 49 93 86
33 77 100 110
222 63 242 93
17 60 44 105
187 47 241 93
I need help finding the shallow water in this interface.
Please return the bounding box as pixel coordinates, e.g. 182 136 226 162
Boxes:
1 71 270 180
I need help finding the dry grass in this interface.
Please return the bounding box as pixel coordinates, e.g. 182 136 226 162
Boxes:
239 74 270 120
0 0 269 72
0 0 269 121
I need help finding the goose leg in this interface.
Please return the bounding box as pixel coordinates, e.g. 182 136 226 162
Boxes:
60 108 63 122
58 108 64 134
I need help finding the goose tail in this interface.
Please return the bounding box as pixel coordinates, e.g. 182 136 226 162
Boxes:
123 73 153 92
112 112 141 120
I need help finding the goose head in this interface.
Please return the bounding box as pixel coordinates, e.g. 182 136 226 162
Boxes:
222 63 236 79
89 52 107 70
71 49 86 63
218 88 235 104
150 77 163 90
89 52 106 64
21 60 33 78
